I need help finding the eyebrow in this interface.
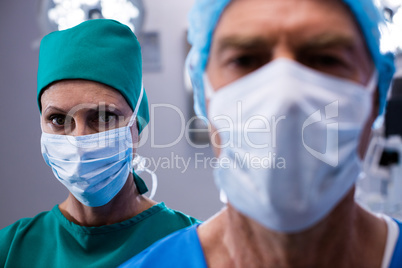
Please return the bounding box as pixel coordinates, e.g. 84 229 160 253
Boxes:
301 33 355 50
216 36 272 53
43 105 124 115
43 106 67 114
216 32 355 53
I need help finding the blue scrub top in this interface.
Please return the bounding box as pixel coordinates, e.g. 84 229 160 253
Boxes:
390 219 402 268
120 220 402 267
119 224 206 268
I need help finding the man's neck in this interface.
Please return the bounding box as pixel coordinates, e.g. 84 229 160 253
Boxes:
199 189 388 268
59 174 156 227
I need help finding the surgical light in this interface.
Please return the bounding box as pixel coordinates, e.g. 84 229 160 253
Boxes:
378 0 402 54
38 0 145 35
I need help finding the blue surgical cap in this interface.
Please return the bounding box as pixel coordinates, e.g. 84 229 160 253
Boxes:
186 0 396 117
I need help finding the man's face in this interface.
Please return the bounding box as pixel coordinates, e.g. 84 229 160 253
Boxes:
206 0 377 157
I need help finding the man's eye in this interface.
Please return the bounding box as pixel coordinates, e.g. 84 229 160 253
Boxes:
229 55 261 69
306 55 345 69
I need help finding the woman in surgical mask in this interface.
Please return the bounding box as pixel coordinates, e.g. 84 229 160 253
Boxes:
120 0 402 267
0 19 199 268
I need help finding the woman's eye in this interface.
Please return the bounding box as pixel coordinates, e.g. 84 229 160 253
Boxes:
98 112 117 124
50 115 66 126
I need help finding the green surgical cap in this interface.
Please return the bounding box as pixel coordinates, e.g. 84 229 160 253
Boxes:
37 19 149 134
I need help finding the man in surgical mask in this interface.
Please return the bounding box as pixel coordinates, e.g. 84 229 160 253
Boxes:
120 0 402 267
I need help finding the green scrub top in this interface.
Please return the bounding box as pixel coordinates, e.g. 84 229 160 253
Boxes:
0 203 200 268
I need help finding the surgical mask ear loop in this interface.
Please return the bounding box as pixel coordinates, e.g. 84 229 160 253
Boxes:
132 155 158 200
361 67 384 179
220 190 228 204
204 74 227 204
127 82 145 128
366 70 379 94
203 73 215 100
128 82 158 198
126 81 144 153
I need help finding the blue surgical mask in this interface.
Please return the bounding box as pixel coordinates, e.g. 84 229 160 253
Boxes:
206 59 377 233
41 87 143 207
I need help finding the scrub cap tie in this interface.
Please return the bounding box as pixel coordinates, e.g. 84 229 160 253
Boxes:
186 0 395 117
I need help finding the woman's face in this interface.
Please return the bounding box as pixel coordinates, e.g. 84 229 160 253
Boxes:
40 80 139 145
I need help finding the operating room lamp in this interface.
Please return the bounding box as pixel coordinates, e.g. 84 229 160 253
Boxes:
37 0 145 35
378 0 402 54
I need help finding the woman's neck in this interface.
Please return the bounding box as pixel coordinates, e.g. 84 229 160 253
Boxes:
199 189 388 268
59 174 156 227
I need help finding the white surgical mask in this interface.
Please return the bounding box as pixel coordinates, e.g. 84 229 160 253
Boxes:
206 59 377 233
41 86 143 207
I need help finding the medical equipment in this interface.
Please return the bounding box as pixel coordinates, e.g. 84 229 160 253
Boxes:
357 77 402 219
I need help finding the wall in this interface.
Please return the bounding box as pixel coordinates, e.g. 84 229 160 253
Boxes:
0 0 222 229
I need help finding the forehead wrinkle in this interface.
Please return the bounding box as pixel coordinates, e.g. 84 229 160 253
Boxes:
43 81 131 112
43 105 67 115
43 103 99 114
97 87 132 113
216 0 361 39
